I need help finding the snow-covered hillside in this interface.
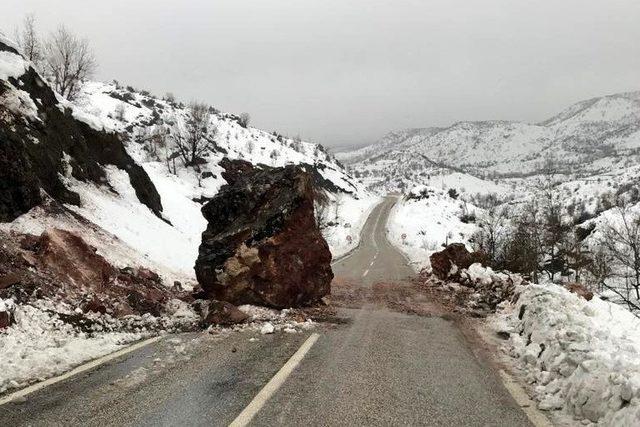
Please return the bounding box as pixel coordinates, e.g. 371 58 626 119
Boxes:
0 42 376 283
72 81 377 264
344 91 640 193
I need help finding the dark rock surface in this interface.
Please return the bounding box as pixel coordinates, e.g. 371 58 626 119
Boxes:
430 243 486 280
0 228 187 318
195 159 333 308
203 300 249 326
0 41 162 222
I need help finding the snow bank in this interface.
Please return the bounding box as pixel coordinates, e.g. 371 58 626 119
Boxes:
0 299 145 394
388 186 478 270
494 284 640 425
322 193 380 258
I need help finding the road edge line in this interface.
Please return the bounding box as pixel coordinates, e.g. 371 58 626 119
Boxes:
229 333 320 427
498 370 554 427
0 335 162 406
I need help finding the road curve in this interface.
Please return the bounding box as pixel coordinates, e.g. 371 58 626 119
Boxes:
0 196 533 426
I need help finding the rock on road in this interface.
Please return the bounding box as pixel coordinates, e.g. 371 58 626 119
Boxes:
0 196 533 426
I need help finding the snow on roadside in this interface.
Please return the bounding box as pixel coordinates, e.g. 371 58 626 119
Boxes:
387 186 478 270
0 295 201 395
322 193 380 259
492 283 640 425
0 299 144 394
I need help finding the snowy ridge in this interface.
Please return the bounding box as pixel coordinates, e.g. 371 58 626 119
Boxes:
344 90 640 193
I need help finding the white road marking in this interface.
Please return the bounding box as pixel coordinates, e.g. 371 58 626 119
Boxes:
0 336 162 406
229 333 320 427
498 370 553 427
362 269 370 277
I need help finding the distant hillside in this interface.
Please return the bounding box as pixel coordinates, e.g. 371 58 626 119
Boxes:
344 91 640 192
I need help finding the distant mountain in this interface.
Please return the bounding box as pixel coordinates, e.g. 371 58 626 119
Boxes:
343 91 640 192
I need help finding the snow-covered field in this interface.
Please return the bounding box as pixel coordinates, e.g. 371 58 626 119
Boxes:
493 283 640 425
387 186 479 270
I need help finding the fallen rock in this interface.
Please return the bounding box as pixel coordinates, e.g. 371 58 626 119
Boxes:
4 228 181 318
195 159 333 308
0 298 15 329
36 228 115 288
430 243 486 280
565 283 594 301
0 272 21 290
260 322 275 335
203 300 249 326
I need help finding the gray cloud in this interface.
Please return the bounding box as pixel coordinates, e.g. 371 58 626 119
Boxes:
2 0 639 148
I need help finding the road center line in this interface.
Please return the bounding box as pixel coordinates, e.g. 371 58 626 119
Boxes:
362 268 370 277
229 333 320 427
0 336 162 407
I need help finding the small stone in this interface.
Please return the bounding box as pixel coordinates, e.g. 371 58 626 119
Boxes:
260 322 275 335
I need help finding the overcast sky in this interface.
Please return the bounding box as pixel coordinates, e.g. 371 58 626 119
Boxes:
2 1 639 149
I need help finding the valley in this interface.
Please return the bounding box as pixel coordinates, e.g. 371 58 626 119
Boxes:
2 9 640 426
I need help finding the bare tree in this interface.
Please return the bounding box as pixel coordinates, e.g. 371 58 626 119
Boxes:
245 140 255 154
43 26 96 100
472 206 507 266
599 203 640 300
164 92 176 104
503 203 543 282
15 14 43 66
173 102 217 167
238 112 250 128
114 103 126 121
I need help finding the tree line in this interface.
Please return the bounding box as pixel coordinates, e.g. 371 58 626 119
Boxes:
471 175 640 313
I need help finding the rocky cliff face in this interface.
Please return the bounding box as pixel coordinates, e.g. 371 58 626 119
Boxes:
0 40 162 222
195 159 333 308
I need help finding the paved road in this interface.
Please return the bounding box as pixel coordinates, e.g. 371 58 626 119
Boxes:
0 196 532 426
253 196 532 426
332 195 414 284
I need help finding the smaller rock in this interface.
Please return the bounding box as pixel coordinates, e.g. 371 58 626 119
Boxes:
203 300 249 326
82 297 108 315
0 272 21 290
429 243 486 280
260 322 275 335
0 298 15 329
565 283 594 301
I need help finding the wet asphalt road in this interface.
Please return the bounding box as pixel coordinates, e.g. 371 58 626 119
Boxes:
0 196 532 426
253 196 532 426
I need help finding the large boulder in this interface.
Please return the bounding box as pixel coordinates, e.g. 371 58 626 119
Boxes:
430 243 486 280
195 159 333 308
